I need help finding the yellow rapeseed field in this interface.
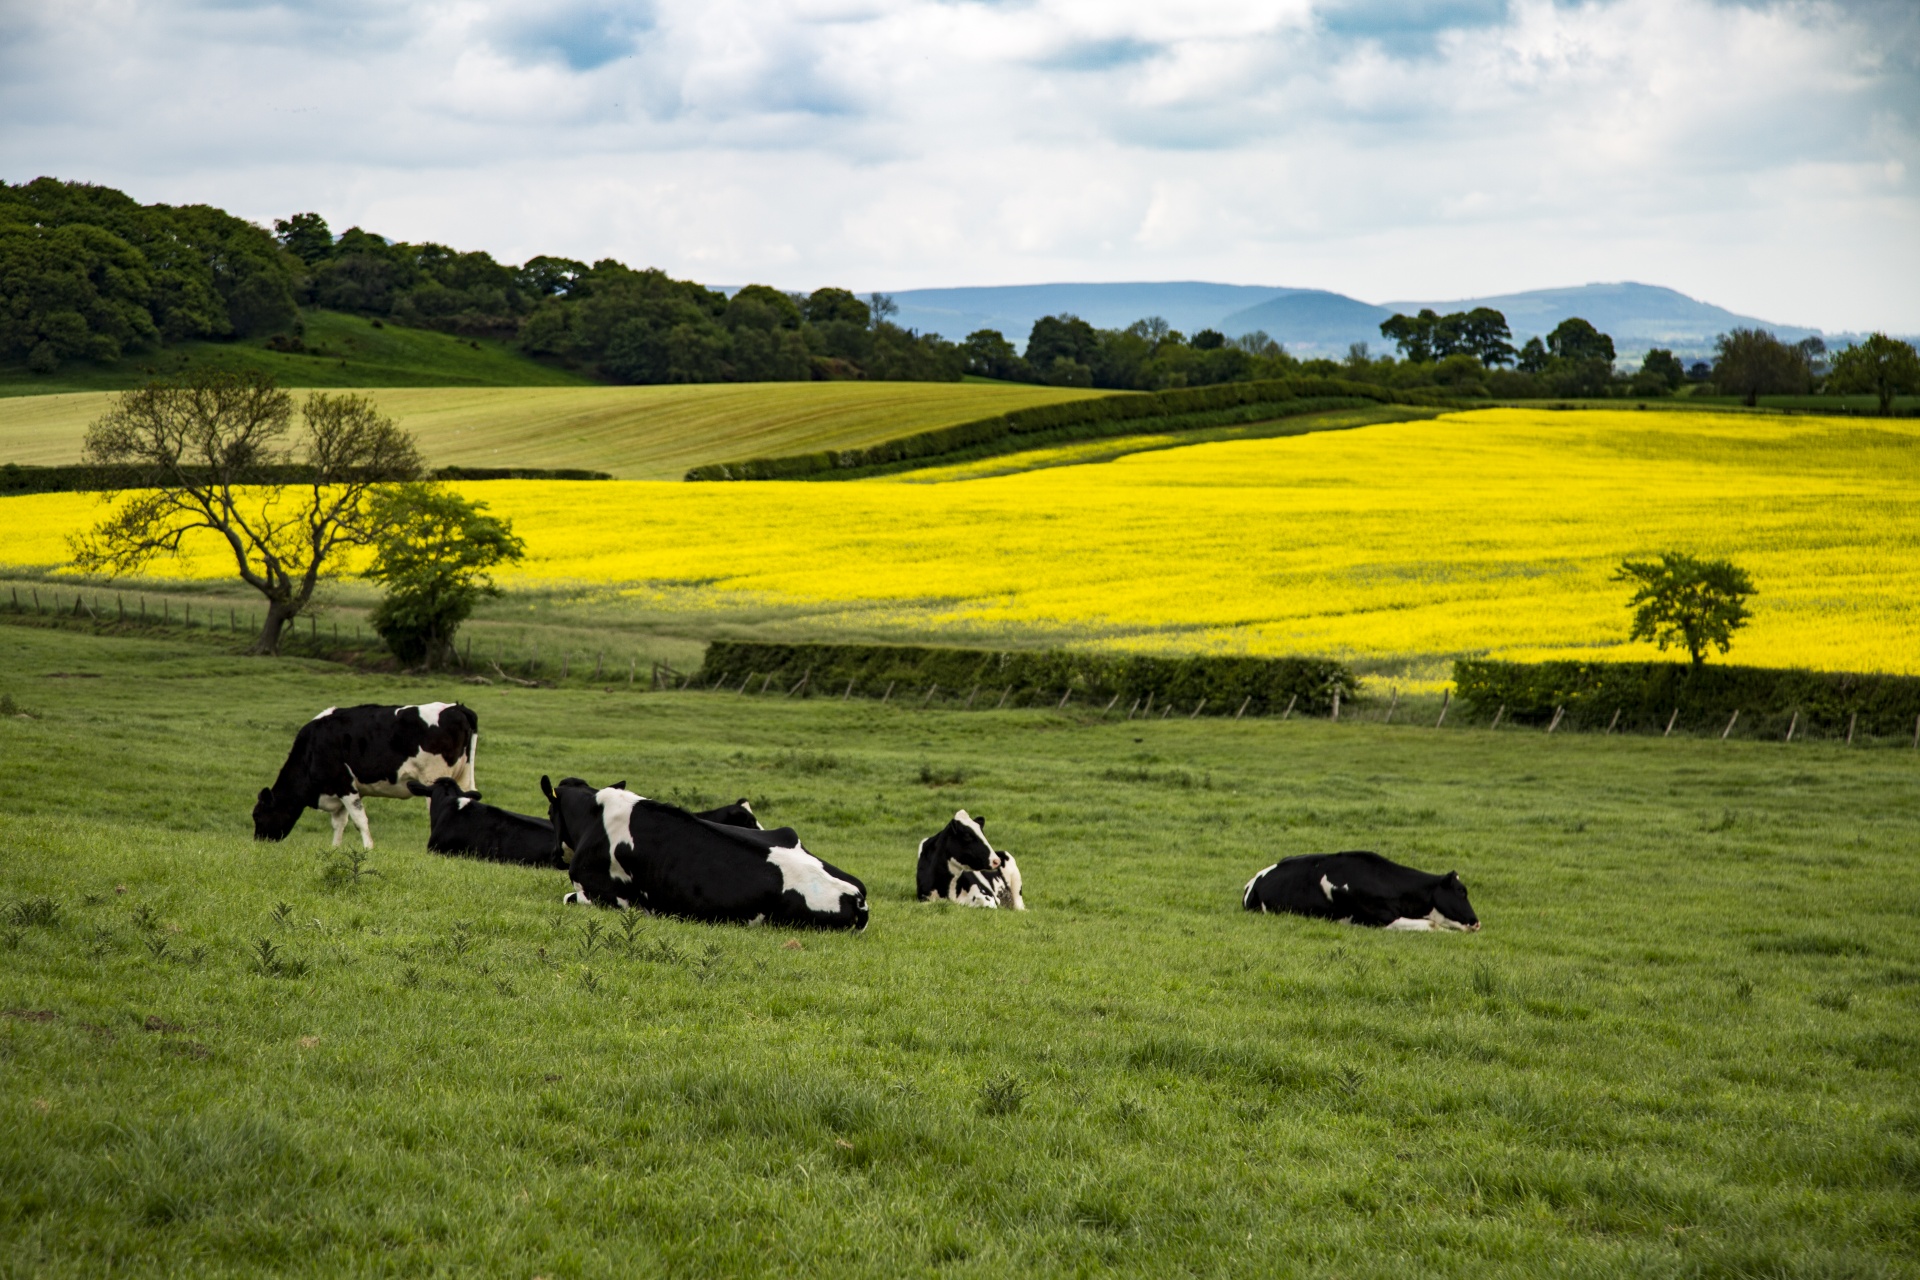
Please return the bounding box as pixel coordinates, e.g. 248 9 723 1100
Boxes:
4 408 1913 681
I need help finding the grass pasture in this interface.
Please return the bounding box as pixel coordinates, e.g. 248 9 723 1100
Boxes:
0 380 1114 478
1 624 1917 1277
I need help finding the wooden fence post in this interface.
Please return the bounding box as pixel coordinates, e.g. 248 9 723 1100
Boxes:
561 653 570 680
1331 689 1341 722
924 683 941 707
1435 690 1450 729
1189 698 1206 719
1384 689 1398 724
1547 706 1564 734
1126 698 1140 720
1142 692 1154 718
1282 694 1297 721
628 657 635 686
760 672 775 694
738 671 753 693
1490 705 1504 730
1606 707 1620 735
881 681 895 704
1103 692 1119 714
1663 709 1678 737
1846 711 1857 746
788 670 811 697
595 652 604 680
844 679 856 701
1234 695 1251 720
1784 710 1797 743
1720 709 1739 740
1057 688 1072 710
969 686 984 710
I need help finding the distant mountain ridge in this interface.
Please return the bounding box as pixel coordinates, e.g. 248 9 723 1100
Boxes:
883 281 1822 362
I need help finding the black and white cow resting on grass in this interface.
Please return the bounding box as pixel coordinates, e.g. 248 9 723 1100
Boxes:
917 810 1026 910
1242 852 1479 931
407 778 558 866
541 777 868 930
253 702 477 848
696 798 761 830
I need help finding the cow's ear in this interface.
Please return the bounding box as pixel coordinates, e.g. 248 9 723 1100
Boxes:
407 781 431 796
540 775 555 801
466 790 483 802
613 780 627 791
976 815 987 828
1446 871 1461 884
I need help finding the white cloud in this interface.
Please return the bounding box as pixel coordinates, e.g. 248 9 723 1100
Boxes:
1 0 1914 330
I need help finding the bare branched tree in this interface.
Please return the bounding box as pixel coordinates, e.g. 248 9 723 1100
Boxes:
69 370 422 654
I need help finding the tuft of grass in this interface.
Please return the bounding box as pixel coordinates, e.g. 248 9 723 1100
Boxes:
5 894 61 928
918 763 966 787
979 1073 1027 1117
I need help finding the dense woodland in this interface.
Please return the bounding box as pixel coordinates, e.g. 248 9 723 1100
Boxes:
3 178 1912 404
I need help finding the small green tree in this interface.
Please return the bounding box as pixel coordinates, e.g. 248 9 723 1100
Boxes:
363 484 525 668
1612 552 1756 667
1825 333 1920 415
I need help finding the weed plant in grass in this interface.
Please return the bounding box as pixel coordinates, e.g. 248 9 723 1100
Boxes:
1 626 1917 1277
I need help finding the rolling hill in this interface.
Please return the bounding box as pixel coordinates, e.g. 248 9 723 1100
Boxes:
0 381 1114 479
888 280 1824 360
0 310 596 397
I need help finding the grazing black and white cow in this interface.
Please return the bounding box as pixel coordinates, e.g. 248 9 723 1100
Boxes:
253 702 477 848
406 778 558 866
540 776 868 930
1242 852 1479 931
916 811 1026 910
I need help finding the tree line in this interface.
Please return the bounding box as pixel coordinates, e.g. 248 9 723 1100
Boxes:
0 180 962 383
961 304 1917 411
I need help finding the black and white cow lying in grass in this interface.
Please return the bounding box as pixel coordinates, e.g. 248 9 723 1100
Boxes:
916 810 1025 910
253 702 477 848
407 778 558 866
541 776 869 930
1242 851 1479 931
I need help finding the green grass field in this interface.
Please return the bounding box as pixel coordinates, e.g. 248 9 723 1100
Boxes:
0 311 596 399
0 381 1114 478
2 622 1916 1277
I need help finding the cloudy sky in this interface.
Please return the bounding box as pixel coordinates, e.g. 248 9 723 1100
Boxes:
3 0 1916 330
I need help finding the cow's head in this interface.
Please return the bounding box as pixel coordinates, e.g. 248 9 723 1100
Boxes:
252 786 303 842
541 775 604 866
1430 871 1479 931
408 778 479 823
942 810 1000 871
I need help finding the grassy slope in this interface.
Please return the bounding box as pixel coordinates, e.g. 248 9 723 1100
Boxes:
0 311 595 398
0 381 1115 479
1 624 1915 1278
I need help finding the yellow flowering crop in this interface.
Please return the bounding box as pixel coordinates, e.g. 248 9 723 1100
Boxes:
3 408 1914 683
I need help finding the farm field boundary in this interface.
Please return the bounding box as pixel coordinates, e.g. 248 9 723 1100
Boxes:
0 462 614 495
1456 658 1920 743
699 640 1353 716
685 377 1451 480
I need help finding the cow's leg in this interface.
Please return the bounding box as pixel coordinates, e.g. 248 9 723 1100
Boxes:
318 795 348 847
342 794 374 849
1385 916 1434 931
457 735 477 791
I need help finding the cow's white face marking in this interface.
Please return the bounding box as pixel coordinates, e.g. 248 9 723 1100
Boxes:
596 787 645 882
952 810 999 868
1320 875 1338 902
566 883 589 905
311 706 336 721
767 843 860 914
409 702 454 727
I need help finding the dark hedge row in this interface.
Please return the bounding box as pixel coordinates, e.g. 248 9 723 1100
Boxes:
1454 658 1920 741
0 462 611 494
685 377 1447 481
699 641 1355 716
